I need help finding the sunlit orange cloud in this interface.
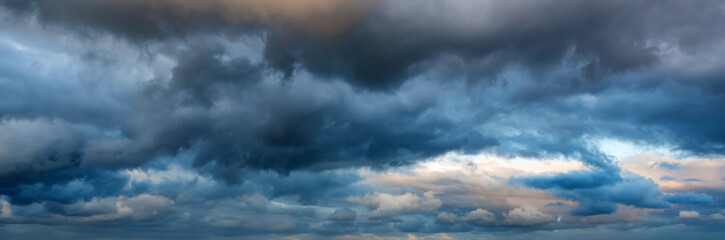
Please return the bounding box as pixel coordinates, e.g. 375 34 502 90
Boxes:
620 155 725 192
357 154 586 214
356 153 664 224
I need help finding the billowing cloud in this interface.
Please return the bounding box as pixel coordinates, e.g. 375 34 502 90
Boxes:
0 151 722 238
350 191 442 218
516 170 671 216
1 0 725 239
461 209 497 225
503 205 555 226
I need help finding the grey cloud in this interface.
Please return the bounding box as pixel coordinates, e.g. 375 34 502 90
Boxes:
260 0 725 91
462 209 497 225
435 212 458 226
435 209 497 227
503 205 555 226
517 170 670 216
394 216 427 232
162 44 265 105
0 165 362 236
0 0 723 183
1 0 725 238
2 169 131 205
665 192 715 205
327 208 356 221
3 0 724 91
0 119 84 180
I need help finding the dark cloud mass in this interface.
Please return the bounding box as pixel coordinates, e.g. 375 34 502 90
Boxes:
665 192 715 205
1 0 725 239
518 171 670 216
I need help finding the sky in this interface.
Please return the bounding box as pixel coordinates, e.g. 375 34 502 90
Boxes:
0 0 724 239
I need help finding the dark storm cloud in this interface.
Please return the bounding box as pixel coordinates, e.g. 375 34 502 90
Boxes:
162 44 265 105
260 0 724 91
517 169 621 191
140 70 496 182
262 0 657 89
3 0 723 90
0 168 131 205
244 170 365 205
585 80 725 156
0 33 493 206
1 0 725 238
665 192 715 205
0 120 85 181
516 171 670 216
127 44 497 180
0 0 723 176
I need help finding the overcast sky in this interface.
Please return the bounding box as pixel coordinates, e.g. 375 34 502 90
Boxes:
1 1 725 239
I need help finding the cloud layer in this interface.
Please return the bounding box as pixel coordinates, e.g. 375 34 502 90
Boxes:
1 0 725 239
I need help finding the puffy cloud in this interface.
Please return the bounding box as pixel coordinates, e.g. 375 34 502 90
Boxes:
435 212 458 225
503 205 555 226
360 154 580 213
678 211 701 219
435 209 496 226
105 194 176 221
462 209 496 224
350 191 442 217
6 194 177 223
708 213 725 220
0 150 720 238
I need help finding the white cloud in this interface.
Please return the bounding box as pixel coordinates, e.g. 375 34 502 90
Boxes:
462 209 496 224
678 211 701 219
504 205 555 225
359 153 581 212
436 208 496 226
708 213 725 220
350 191 442 217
